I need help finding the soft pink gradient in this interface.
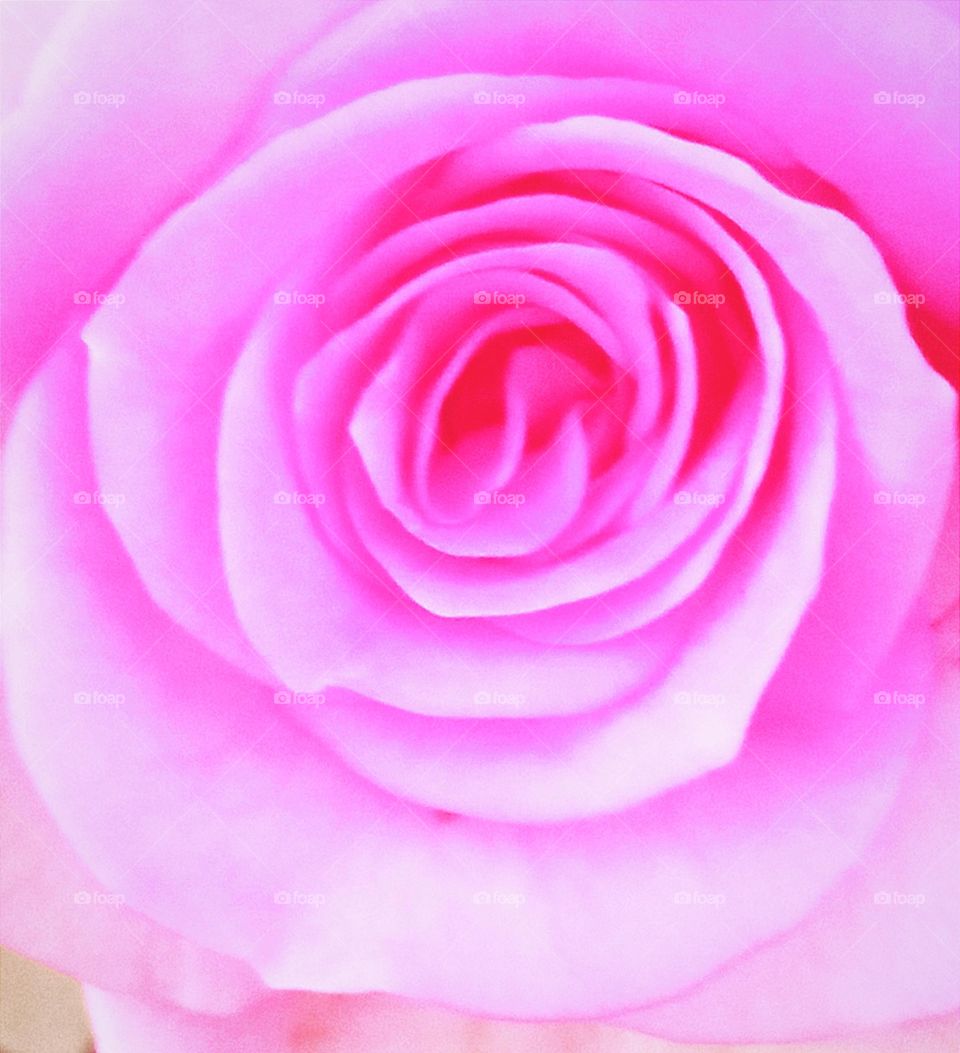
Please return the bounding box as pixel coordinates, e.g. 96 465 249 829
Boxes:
1 1 958 1050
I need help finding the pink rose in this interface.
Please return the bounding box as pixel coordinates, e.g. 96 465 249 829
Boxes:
2 2 957 1050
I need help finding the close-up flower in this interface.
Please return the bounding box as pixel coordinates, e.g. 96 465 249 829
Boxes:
1 2 957 1051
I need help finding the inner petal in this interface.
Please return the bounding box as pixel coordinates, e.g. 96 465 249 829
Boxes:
335 241 658 561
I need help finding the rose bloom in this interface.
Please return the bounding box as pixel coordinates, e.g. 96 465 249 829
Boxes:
1 1 958 1051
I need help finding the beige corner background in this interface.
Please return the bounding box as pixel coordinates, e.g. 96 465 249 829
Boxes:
1 949 91 1053
2 946 958 1053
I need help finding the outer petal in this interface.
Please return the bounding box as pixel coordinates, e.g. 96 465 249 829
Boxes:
619 491 960 1042
0 0 361 411
83 987 691 1053
622 675 960 1042
0 699 261 1014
